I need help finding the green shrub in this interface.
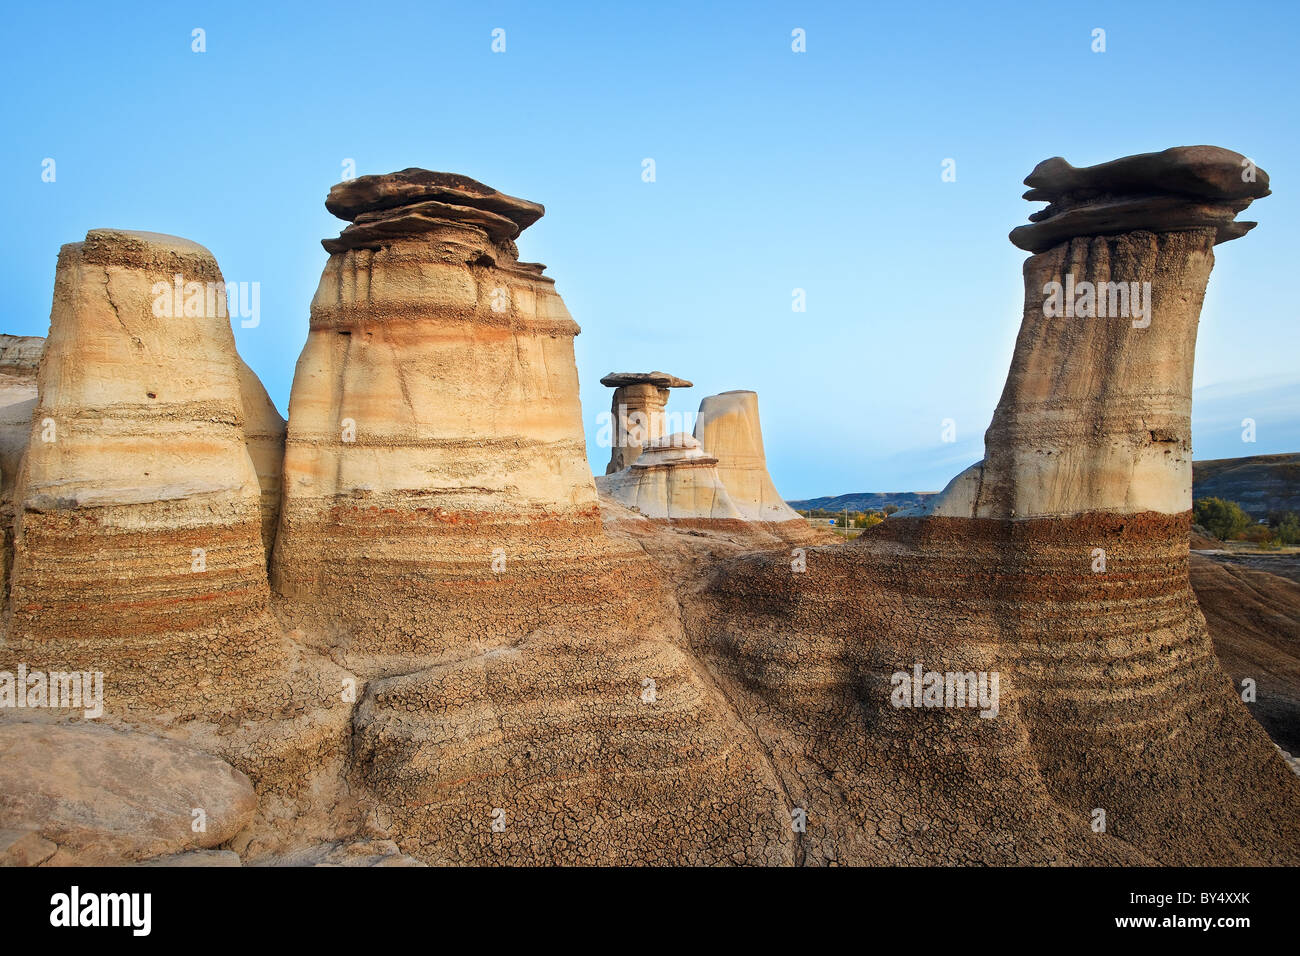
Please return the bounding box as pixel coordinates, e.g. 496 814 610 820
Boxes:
1193 497 1252 540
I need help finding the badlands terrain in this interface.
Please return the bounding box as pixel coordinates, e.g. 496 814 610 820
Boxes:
1 147 1298 866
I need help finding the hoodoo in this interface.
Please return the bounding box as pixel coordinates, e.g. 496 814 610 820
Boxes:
271 170 790 862
600 371 692 473
922 145 1271 519
687 148 1300 864
2 230 286 717
271 171 667 669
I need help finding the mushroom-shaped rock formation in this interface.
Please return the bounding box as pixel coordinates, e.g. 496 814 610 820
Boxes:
920 145 1268 521
693 390 805 526
273 172 674 671
0 230 298 719
600 371 692 473
596 433 745 523
683 148 1300 864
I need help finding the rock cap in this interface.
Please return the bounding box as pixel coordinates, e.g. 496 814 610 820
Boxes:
1011 146 1269 253
323 169 544 252
600 371 693 389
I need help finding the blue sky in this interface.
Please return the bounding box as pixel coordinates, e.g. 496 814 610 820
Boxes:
3 0 1297 498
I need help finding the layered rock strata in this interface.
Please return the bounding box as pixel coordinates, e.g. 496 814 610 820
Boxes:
273 172 671 671
600 371 692 473
0 230 304 721
238 359 285 558
682 147 1300 864
0 336 43 601
273 171 797 861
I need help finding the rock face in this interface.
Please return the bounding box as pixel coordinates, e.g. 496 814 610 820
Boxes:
1 230 284 716
0 722 255 865
694 390 805 525
918 146 1268 520
237 359 285 558
596 433 744 522
0 336 43 603
683 147 1300 864
1 153 1296 868
600 371 693 473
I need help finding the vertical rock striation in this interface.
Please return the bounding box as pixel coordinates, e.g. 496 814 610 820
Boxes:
0 335 43 603
920 146 1271 520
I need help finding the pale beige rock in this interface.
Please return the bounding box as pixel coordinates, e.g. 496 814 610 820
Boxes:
693 390 803 523
237 357 285 557
596 433 744 521
0 335 43 603
272 172 672 672
0 336 42 498
1 229 286 718
0 722 256 865
919 150 1268 519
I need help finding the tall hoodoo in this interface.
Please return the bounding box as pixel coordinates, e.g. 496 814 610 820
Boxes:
923 146 1270 519
271 171 659 666
600 371 692 473
688 148 1300 865
272 173 790 862
3 230 283 715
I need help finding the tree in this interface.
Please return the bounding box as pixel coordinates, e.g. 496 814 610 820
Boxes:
1193 497 1252 541
1272 511 1300 545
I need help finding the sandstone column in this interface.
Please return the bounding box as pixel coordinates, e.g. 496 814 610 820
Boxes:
921 146 1270 519
3 230 285 715
599 371 692 473
0 335 43 604
694 390 805 526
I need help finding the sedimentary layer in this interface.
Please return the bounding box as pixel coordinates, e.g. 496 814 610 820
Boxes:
1 230 299 721
681 511 1300 864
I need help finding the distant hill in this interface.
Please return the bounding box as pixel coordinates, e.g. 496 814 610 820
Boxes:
1193 452 1300 518
790 452 1300 518
786 491 937 513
